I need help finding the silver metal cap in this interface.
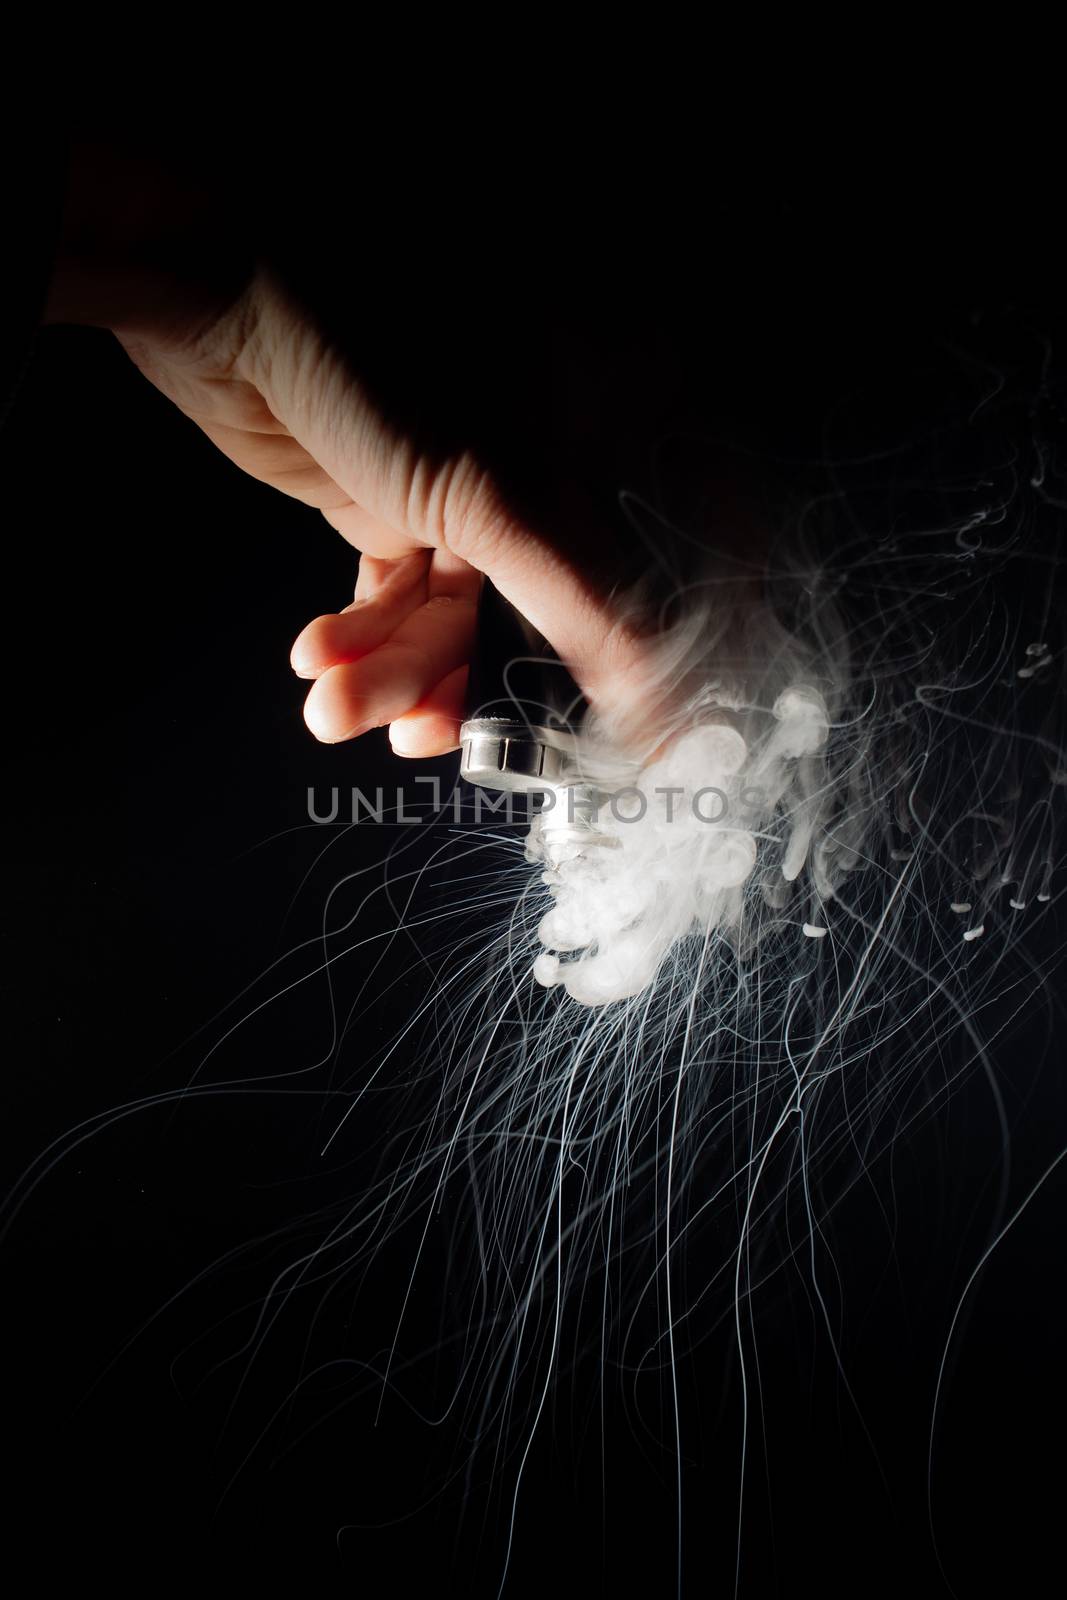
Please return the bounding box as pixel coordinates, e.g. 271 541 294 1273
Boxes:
459 718 586 792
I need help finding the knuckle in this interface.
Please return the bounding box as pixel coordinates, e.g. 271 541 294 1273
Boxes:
432 453 509 566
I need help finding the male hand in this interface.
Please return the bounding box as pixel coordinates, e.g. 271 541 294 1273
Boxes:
48 149 641 757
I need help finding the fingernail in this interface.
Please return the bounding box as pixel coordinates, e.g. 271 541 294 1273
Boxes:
305 703 371 743
290 645 319 679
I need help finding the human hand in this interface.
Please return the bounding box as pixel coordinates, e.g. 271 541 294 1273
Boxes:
46 136 643 760
107 267 641 756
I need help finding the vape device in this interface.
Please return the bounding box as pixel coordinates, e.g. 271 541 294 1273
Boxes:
458 582 611 865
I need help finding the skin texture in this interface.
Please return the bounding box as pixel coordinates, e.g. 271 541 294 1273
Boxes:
78 266 642 758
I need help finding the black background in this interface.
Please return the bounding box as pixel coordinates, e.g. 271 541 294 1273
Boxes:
3 144 1066 1598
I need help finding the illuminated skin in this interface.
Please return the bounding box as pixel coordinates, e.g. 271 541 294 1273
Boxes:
46 179 642 759
116 270 644 755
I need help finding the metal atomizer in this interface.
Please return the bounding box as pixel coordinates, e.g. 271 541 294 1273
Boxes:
458 583 614 867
